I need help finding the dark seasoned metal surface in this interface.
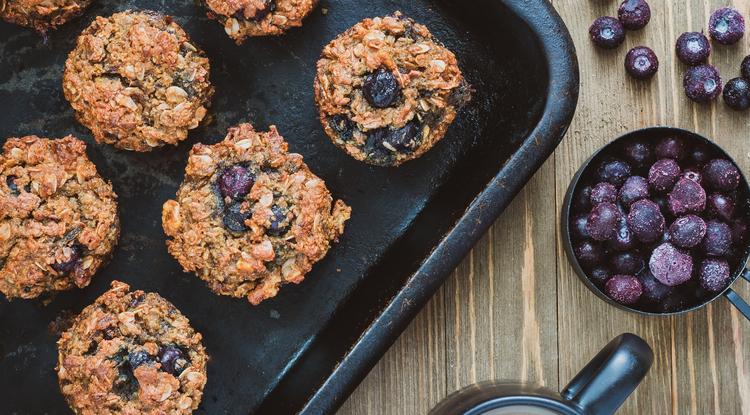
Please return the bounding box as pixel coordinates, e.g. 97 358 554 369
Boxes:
0 0 578 413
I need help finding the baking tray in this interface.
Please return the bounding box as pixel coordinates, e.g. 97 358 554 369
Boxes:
0 0 578 413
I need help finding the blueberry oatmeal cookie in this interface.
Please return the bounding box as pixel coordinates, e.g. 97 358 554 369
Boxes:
62 11 213 152
203 0 318 43
1 0 92 33
314 12 471 167
0 135 119 300
57 280 208 415
162 123 351 305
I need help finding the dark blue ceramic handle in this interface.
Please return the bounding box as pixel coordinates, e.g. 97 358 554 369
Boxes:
560 333 653 415
724 269 750 321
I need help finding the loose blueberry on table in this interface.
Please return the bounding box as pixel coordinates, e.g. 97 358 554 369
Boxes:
617 0 651 30
625 46 659 80
708 7 745 45
722 77 750 111
675 32 711 66
589 16 626 49
683 64 722 103
569 135 750 311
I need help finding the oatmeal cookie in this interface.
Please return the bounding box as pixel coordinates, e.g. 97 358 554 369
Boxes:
314 12 471 167
62 11 214 152
0 135 119 299
1 0 91 33
203 0 318 43
57 280 208 415
162 123 351 305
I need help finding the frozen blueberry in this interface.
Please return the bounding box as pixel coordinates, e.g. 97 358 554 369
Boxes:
706 193 735 221
605 274 643 305
268 205 290 236
589 16 626 49
52 244 83 274
669 214 707 249
639 271 673 302
723 77 750 111
683 65 722 102
627 199 665 243
575 241 604 267
623 140 653 167
742 55 750 80
587 202 621 241
611 251 645 275
573 185 593 212
127 351 153 368
619 176 649 205
648 158 681 193
590 182 618 205
218 165 254 200
618 0 651 30
702 220 732 256
223 201 251 233
668 177 706 216
675 32 711 65
649 242 693 286
689 144 711 165
731 218 749 245
699 258 731 292
608 216 636 251
158 346 188 376
625 46 659 79
709 7 745 45
598 159 632 186
328 115 355 141
589 266 612 286
571 214 590 241
703 159 740 191
655 137 685 160
681 167 702 184
363 67 402 108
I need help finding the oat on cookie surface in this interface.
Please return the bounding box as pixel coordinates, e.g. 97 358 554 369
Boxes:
1 0 92 32
314 11 472 167
57 280 208 415
203 0 318 42
162 123 351 305
62 10 214 152
0 135 119 299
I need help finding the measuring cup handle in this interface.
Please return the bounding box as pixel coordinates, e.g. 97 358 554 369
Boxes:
724 269 750 321
560 333 653 415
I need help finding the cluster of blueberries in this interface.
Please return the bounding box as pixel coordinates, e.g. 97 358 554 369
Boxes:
569 136 749 312
589 1 750 110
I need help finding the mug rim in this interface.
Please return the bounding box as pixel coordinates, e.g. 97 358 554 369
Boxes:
561 126 750 316
464 395 577 415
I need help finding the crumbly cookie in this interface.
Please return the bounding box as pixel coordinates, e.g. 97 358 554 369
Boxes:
62 11 214 152
203 0 318 43
0 135 119 299
57 280 208 415
162 123 351 305
1 0 92 33
314 12 471 166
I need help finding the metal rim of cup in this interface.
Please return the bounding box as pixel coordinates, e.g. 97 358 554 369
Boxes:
561 126 750 316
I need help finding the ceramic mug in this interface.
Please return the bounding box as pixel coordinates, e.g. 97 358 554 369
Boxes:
429 333 652 415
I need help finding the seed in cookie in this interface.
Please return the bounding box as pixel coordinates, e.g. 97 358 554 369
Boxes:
57 281 208 414
1 0 92 33
62 11 214 152
162 123 351 305
203 0 318 43
0 135 119 300
314 12 471 167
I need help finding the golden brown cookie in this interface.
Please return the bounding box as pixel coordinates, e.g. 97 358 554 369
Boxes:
203 0 318 43
62 10 214 152
162 123 351 305
0 135 119 299
57 280 208 415
1 0 92 33
314 12 471 166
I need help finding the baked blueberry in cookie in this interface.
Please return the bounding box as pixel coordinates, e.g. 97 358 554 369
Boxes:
0 135 119 299
314 12 471 166
62 11 214 152
57 281 207 414
203 0 318 42
162 123 351 305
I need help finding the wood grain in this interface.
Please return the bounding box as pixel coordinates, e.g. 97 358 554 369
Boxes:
341 1 750 414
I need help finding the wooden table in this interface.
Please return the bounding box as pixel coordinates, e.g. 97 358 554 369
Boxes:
339 1 750 413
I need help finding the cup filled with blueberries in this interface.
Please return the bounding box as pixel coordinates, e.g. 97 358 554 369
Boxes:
562 127 750 318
